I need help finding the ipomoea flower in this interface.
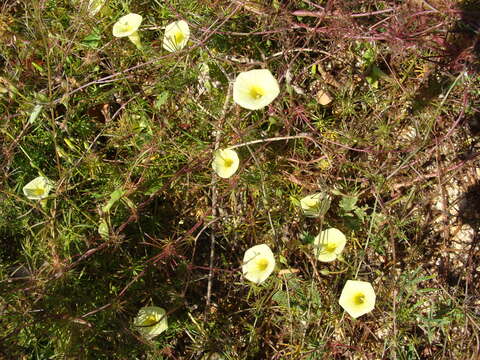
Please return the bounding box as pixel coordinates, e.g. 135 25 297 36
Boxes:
23 176 53 200
242 244 275 284
87 0 106 15
133 306 168 339
163 20 190 52
212 148 239 179
339 280 376 319
314 228 346 262
300 192 331 217
233 69 280 110
112 13 143 49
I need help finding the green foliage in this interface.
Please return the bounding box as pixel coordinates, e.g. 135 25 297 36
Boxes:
1 0 479 358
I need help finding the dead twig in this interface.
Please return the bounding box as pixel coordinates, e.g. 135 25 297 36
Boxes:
206 64 232 314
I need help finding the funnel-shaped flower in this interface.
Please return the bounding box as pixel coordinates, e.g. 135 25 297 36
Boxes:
300 192 331 217
87 0 106 15
23 176 53 200
242 244 275 284
314 228 346 262
212 148 239 179
163 20 190 52
233 69 280 110
134 306 168 339
339 280 376 319
112 13 143 49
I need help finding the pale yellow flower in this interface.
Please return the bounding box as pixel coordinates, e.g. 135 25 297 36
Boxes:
233 69 280 110
339 280 376 319
112 13 143 49
212 148 239 179
314 228 346 262
23 176 53 200
87 0 106 15
133 306 168 339
300 192 331 217
163 20 190 52
242 244 275 284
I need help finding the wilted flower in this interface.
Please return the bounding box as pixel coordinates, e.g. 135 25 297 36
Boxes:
233 69 280 110
23 176 53 200
212 148 239 179
339 280 376 319
242 244 275 284
133 306 168 339
163 20 190 52
300 192 331 217
314 228 346 262
112 13 143 49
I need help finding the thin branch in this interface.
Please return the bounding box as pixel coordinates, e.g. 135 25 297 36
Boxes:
228 133 316 150
291 8 395 18
267 48 333 61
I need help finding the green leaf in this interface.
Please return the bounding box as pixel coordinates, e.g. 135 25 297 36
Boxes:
28 104 43 124
82 31 101 48
278 254 288 266
98 220 109 240
31 62 45 73
339 196 358 212
102 188 126 213
353 206 367 222
366 65 387 88
289 195 300 207
362 47 376 65
154 91 169 109
272 290 289 307
300 231 315 245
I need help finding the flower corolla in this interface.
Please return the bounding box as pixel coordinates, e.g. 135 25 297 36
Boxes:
133 306 168 339
300 192 331 217
23 176 53 200
163 20 190 52
212 148 239 179
314 228 346 262
112 13 143 49
242 244 275 284
339 280 376 319
233 69 280 110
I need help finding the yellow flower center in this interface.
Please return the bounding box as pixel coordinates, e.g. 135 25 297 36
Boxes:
223 158 233 168
33 188 45 196
304 198 318 208
120 22 133 33
143 315 158 326
249 85 265 100
353 293 365 305
174 31 185 44
256 258 269 272
325 243 337 253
